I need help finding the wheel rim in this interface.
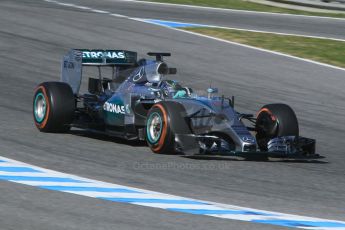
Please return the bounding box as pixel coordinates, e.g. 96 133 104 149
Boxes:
147 112 163 144
34 93 47 123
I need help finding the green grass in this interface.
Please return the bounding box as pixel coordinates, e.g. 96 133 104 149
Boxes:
147 0 345 18
183 27 345 68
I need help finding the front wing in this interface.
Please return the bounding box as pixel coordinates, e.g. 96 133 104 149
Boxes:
174 134 319 159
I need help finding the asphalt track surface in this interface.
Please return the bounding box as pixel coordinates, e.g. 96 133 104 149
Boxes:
0 0 345 229
67 0 345 40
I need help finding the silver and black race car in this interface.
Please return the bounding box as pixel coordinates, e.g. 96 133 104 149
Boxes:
33 49 317 158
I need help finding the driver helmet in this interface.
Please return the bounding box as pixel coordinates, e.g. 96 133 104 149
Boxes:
161 80 182 97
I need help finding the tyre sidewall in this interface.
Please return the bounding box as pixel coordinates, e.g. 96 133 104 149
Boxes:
33 82 75 132
256 103 299 150
146 103 173 153
33 86 51 130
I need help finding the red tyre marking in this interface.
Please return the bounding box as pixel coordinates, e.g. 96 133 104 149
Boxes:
151 104 168 153
257 108 276 121
34 86 50 129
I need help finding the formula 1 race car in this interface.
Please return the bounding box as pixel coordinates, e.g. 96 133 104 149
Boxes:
33 49 317 158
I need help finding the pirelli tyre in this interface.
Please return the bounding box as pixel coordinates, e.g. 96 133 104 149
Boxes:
255 103 299 151
33 82 75 132
146 101 191 154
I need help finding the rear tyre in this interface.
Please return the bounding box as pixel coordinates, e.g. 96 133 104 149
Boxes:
255 103 299 150
146 101 191 154
33 82 75 132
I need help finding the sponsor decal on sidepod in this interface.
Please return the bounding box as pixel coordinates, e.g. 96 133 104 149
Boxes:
103 102 125 114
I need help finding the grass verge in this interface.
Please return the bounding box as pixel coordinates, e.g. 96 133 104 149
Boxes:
183 27 345 68
146 0 345 18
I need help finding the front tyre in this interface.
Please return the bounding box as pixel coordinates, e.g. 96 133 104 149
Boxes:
33 82 75 132
146 102 190 154
255 103 299 151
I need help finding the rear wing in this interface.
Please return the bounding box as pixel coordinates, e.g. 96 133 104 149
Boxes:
78 49 137 65
61 49 137 94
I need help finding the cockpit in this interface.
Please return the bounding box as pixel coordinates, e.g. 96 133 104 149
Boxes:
128 59 192 99
129 60 167 84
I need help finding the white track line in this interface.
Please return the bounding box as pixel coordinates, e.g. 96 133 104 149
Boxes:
111 0 345 21
16 181 128 187
1 155 345 229
90 9 110 14
140 18 345 42
133 18 345 72
131 203 226 209
175 28 345 72
73 5 92 10
42 0 345 72
57 191 187 199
